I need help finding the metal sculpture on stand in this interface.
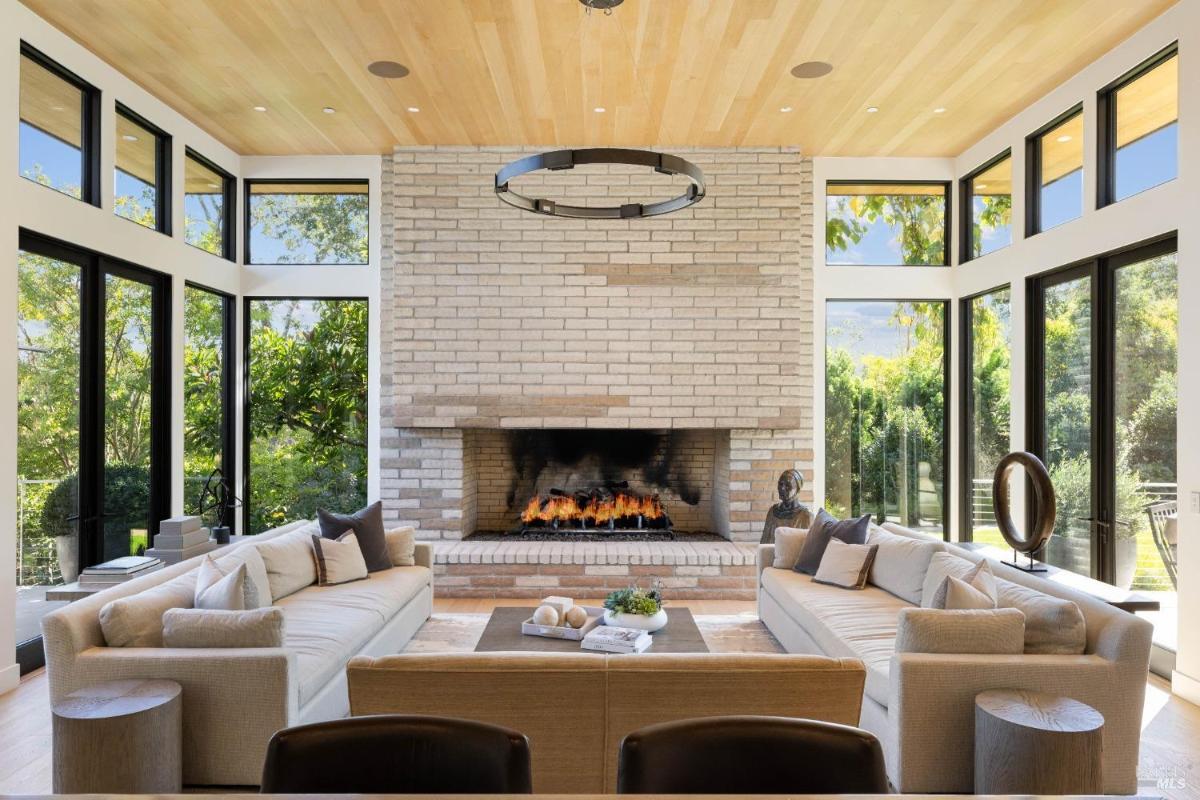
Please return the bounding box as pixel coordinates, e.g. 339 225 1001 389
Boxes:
760 469 813 544
992 451 1056 572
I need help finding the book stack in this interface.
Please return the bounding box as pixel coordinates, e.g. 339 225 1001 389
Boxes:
145 515 219 565
78 555 164 588
581 625 653 654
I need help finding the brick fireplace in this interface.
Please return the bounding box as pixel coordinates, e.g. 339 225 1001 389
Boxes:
380 146 814 597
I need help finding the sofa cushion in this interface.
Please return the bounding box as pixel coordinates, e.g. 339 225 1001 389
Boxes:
195 556 247 610
216 544 271 609
761 567 907 706
99 571 198 647
813 540 878 590
931 560 998 610
163 607 285 648
996 577 1087 655
385 526 417 567
278 566 432 705
772 527 807 569
312 532 369 586
866 527 943 604
921 551 976 607
256 523 320 601
795 509 870 574
318 501 391 573
895 608 1025 655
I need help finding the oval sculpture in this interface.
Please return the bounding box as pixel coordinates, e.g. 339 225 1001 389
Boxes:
992 451 1057 554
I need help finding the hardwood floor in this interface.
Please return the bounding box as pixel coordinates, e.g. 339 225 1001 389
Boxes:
2 598 1196 798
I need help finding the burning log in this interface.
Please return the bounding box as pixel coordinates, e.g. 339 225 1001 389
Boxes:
520 485 671 532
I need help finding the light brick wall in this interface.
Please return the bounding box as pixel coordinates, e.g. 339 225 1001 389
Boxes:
380 146 814 542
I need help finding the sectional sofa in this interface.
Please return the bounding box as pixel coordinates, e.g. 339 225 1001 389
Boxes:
757 521 1153 794
41 520 434 786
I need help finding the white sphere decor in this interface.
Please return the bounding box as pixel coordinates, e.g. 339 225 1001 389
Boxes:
564 606 588 629
603 608 668 633
532 605 559 626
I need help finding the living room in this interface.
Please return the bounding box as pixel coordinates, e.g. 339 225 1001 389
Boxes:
0 0 1198 797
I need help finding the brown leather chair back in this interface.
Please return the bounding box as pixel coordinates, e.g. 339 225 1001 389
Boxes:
260 714 532 793
617 715 889 794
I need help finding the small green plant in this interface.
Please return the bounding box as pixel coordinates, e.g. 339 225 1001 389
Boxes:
604 580 664 616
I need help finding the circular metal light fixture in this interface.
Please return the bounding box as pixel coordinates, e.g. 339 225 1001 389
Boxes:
368 60 410 79
791 61 833 79
495 148 706 219
579 0 624 12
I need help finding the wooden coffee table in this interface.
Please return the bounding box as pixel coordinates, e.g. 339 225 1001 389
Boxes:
475 606 709 653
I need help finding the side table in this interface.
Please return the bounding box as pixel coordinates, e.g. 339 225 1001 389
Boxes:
974 689 1103 794
52 679 182 793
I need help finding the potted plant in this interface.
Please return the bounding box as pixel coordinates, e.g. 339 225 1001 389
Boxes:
603 580 668 632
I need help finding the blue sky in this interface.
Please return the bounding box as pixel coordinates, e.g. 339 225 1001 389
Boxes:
826 301 942 368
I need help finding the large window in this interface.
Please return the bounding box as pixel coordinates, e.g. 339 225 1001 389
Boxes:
1099 44 1177 206
184 150 234 259
961 152 1012 261
1027 107 1083 235
825 300 948 535
114 106 170 233
246 180 369 265
18 45 98 203
960 287 1011 545
824 182 949 266
184 286 234 529
245 298 368 533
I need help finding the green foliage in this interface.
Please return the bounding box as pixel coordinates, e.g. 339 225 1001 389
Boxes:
41 463 151 539
604 581 664 616
971 195 1012 258
825 193 945 264
251 192 368 264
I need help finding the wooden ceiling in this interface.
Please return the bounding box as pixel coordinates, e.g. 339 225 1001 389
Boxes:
20 0 1175 156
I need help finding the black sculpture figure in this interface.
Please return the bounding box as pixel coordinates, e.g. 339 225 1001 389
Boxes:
760 469 813 544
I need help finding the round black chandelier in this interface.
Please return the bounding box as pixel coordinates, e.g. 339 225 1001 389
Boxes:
494 148 706 219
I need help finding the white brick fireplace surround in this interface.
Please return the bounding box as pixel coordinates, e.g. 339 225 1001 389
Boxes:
380 146 814 598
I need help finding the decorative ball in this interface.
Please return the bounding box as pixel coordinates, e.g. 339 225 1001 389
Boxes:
532 605 559 626
564 605 588 629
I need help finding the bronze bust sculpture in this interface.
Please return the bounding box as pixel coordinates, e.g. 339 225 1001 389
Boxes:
760 469 812 544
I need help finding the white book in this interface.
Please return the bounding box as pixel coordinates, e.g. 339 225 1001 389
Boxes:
158 515 202 535
581 626 652 654
82 556 161 574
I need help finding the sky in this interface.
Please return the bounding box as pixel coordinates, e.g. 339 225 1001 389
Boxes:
826 301 943 367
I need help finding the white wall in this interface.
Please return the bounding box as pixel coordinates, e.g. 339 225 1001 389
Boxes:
0 0 382 693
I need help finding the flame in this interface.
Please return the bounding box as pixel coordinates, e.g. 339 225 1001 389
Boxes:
521 491 665 525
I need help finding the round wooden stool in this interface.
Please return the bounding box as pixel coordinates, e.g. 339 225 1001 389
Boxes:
974 689 1103 795
52 679 182 793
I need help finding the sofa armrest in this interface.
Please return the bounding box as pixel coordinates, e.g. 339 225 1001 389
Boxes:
887 652 1127 794
757 544 775 577
414 541 433 569
75 645 298 785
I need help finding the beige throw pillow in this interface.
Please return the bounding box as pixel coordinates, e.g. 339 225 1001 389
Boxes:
385 526 417 567
312 532 369 586
216 545 270 609
812 539 878 589
866 527 944 604
772 527 808 569
931 559 998 610
256 525 319 601
99 572 198 647
997 578 1087 654
895 607 1026 655
195 556 247 611
162 607 285 648
921 551 977 607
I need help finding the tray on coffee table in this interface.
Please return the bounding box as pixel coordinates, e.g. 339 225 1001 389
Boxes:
475 606 709 653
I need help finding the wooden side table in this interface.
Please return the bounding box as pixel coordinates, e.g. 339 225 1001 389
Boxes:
52 679 182 793
974 689 1103 794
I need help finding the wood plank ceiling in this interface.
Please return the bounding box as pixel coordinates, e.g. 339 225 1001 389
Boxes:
20 0 1175 156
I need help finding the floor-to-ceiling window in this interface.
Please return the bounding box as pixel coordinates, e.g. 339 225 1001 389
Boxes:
825 300 949 535
960 286 1011 545
244 298 368 533
184 285 234 529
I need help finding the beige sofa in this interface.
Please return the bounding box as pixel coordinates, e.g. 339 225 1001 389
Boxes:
347 651 866 793
758 521 1153 794
42 519 434 786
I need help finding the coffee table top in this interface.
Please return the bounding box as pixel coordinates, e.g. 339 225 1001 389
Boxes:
475 606 709 654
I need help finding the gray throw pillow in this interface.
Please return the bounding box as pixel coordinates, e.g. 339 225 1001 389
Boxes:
318 501 391 573
794 509 871 574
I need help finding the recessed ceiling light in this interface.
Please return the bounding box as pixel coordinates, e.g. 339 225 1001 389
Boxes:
976 183 988 189
407 106 420 113
121 134 138 142
933 107 947 114
322 106 336 114
207 182 219 189
253 105 267 112
790 61 833 79
593 106 606 113
780 106 793 113
367 60 410 79
1057 134 1073 143
866 106 879 113
50 105 65 112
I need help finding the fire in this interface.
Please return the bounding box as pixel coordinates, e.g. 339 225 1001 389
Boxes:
521 491 666 525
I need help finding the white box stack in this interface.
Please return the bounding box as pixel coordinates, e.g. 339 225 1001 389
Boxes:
145 515 218 564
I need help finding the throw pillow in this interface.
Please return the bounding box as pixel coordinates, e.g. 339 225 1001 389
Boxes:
195 556 247 611
98 571 198 647
921 551 977 607
996 578 1087 654
312 532 370 586
930 559 998 610
385 526 417 567
865 527 943 604
318 501 391 573
812 539 879 589
794 509 871 574
771 526 808 569
256 524 320 601
162 607 285 648
216 545 271 609
895 607 1026 655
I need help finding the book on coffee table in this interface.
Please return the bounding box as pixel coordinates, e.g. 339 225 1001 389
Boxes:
581 625 652 654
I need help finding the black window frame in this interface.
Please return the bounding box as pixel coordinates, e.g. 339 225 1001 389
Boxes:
824 297 952 540
184 282 237 532
244 178 370 266
114 103 172 235
958 283 1012 542
242 296 370 535
1024 104 1084 239
184 148 236 261
1096 42 1178 209
959 149 1013 264
18 42 102 207
824 180 952 267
